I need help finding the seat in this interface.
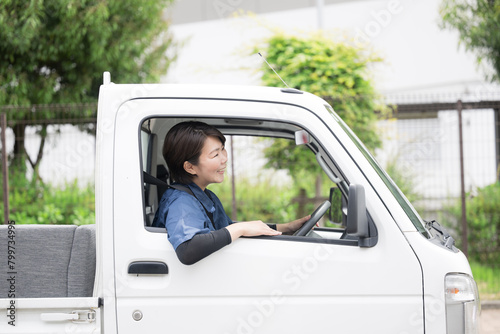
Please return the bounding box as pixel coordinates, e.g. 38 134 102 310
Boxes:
0 224 96 298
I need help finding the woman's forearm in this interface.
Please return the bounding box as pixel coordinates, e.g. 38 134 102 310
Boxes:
175 228 232 265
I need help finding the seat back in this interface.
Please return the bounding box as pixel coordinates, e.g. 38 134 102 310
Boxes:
0 224 96 298
68 224 96 297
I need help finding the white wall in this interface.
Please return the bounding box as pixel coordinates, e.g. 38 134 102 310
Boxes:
164 0 497 95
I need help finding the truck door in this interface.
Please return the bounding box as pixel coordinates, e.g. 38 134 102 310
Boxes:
111 98 424 334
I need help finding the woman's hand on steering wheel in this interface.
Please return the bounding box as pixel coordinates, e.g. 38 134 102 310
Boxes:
276 215 311 235
293 200 331 236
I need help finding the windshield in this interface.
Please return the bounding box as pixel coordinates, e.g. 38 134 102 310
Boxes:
325 105 431 238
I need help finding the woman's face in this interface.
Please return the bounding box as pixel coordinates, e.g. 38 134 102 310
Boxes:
187 135 228 190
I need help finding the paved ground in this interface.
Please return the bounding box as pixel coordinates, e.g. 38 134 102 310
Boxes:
480 303 500 334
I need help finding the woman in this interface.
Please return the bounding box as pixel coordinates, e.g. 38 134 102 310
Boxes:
152 121 310 265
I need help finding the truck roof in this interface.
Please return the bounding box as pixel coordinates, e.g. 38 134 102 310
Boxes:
99 72 328 112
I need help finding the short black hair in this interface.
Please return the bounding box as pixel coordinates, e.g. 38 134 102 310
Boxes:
162 121 226 184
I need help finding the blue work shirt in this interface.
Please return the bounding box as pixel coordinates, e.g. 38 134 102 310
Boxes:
152 182 233 250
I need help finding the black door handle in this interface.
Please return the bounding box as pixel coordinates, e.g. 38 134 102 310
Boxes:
128 261 169 275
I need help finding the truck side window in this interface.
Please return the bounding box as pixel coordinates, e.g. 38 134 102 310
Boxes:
140 118 372 247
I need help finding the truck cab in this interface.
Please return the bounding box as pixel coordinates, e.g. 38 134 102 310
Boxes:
0 74 480 334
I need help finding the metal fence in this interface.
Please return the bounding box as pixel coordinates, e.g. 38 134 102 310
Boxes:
0 103 97 225
0 103 97 186
382 96 500 212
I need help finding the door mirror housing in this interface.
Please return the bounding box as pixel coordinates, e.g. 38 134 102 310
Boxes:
346 184 378 247
346 184 369 238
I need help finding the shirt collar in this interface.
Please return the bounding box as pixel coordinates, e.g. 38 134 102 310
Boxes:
186 182 216 213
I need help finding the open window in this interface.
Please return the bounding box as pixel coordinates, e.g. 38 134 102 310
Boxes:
139 117 377 247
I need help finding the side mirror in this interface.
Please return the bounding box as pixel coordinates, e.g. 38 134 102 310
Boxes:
346 184 369 239
329 184 378 247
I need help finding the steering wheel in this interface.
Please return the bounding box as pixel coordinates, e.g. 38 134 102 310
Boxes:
293 200 331 236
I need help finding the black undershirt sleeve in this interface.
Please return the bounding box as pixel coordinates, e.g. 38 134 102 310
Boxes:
175 228 232 265
176 224 277 265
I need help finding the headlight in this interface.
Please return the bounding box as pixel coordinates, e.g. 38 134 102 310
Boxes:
445 273 481 334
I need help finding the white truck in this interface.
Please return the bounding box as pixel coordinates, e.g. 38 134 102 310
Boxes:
1 73 480 333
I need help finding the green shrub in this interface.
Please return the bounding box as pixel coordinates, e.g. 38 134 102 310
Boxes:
443 182 500 266
1 170 95 225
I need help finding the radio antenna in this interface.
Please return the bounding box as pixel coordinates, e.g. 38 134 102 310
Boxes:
258 52 291 89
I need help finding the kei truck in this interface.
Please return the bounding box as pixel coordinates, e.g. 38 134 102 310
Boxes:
1 72 480 334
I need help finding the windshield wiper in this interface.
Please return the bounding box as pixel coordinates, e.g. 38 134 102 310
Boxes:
425 220 455 250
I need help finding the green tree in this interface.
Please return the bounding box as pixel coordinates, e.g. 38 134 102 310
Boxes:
440 0 500 82
255 32 384 187
0 0 177 171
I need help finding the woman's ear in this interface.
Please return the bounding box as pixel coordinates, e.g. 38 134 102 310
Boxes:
183 161 197 176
